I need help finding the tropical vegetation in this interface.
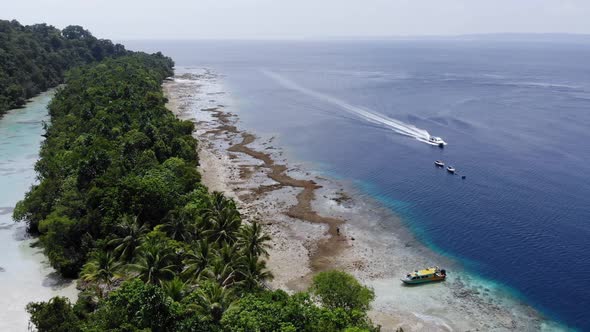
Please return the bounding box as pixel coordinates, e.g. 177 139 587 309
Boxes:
0 19 128 116
13 25 379 331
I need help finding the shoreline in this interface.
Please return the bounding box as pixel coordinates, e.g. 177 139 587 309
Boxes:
164 68 562 331
206 107 347 282
0 91 78 331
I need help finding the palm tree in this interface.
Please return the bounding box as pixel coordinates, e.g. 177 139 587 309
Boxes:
184 218 203 243
182 240 213 282
194 282 234 323
218 242 238 264
204 207 241 245
80 251 122 297
237 221 272 258
236 254 274 291
108 215 149 262
209 191 234 214
162 277 188 302
203 192 242 245
162 210 190 242
203 253 237 288
128 244 177 285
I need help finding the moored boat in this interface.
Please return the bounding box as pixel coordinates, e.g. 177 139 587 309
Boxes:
447 166 456 173
402 266 446 284
434 160 445 167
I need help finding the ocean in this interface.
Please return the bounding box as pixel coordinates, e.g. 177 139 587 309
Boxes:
126 39 590 330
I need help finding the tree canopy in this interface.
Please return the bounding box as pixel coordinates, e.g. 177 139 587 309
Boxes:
12 30 379 331
0 19 129 116
14 52 179 276
311 270 375 313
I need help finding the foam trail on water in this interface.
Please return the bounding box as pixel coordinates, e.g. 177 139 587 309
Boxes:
262 70 435 144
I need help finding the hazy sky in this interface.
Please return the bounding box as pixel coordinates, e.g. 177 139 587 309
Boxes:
5 0 590 40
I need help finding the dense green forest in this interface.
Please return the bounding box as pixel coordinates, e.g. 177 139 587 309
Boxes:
0 19 128 116
14 50 379 330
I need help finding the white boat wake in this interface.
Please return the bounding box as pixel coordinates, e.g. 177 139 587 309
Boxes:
262 70 439 145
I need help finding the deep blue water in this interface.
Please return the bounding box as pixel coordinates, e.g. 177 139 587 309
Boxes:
127 40 590 330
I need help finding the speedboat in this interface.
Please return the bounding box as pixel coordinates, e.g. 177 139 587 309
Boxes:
402 266 446 284
428 136 447 148
434 160 445 167
447 166 456 173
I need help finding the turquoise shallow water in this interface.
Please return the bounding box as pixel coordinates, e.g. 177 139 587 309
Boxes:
0 91 77 331
0 96 49 196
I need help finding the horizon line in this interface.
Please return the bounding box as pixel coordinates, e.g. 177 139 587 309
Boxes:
117 32 590 42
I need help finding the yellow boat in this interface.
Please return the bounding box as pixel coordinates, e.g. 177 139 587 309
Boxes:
402 266 446 284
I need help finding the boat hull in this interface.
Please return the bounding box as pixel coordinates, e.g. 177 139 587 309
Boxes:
401 276 446 284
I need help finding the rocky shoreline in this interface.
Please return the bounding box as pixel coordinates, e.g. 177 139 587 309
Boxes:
163 68 559 331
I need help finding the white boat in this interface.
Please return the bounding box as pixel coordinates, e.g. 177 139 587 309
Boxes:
447 166 456 173
434 160 445 167
428 136 447 147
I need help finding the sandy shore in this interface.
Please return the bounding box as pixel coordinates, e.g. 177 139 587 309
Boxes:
163 69 562 331
0 90 78 331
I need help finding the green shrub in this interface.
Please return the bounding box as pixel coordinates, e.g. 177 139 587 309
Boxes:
311 270 375 313
26 297 81 332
